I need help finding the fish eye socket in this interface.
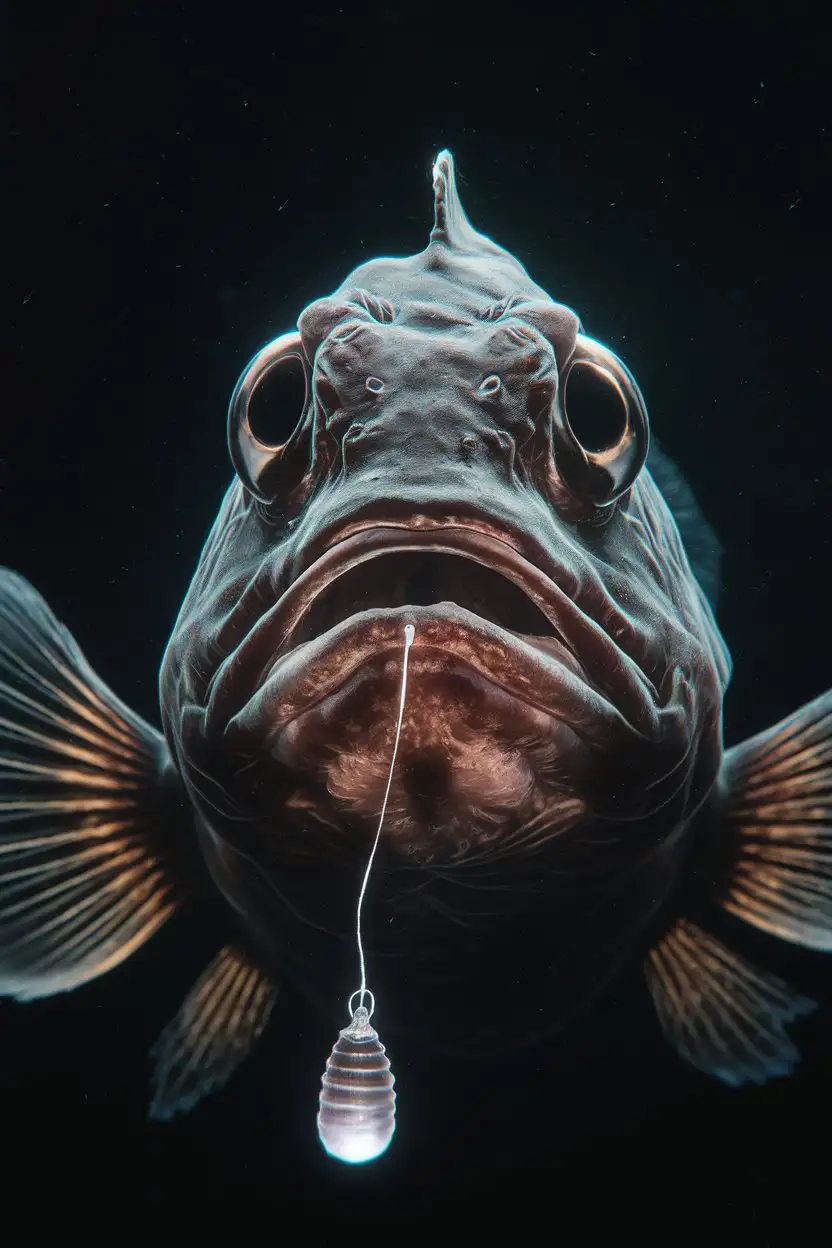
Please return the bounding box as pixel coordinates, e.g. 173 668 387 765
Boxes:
478 374 502 397
247 353 308 446
365 376 384 394
562 362 627 452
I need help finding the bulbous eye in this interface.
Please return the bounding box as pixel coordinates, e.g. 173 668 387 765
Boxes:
562 363 629 453
553 335 650 509
227 331 312 503
246 353 308 446
478 374 502 398
365 376 385 394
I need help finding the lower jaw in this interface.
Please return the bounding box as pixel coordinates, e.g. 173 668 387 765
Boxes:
229 603 612 746
268 652 586 851
271 648 583 766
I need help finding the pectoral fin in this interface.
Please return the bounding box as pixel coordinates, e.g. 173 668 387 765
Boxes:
149 943 278 1119
718 689 832 948
0 569 192 999
645 690 832 1085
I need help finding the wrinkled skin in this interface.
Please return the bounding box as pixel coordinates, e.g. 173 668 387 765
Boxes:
160 154 731 1049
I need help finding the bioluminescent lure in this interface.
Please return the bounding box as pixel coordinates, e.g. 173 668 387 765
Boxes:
316 623 415 1165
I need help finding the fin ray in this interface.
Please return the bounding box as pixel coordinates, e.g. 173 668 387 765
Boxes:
149 944 278 1119
645 918 815 1085
719 690 832 950
0 569 189 999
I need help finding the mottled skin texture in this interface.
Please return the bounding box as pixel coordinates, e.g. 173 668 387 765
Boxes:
159 155 731 1048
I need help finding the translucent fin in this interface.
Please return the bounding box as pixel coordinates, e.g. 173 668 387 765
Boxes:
149 944 278 1119
645 918 815 1086
0 569 188 999
647 441 723 607
719 690 832 950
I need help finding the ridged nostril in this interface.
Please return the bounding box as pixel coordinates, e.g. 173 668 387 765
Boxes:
477 374 502 398
331 322 363 342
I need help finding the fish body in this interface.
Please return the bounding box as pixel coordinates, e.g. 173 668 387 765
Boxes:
1 152 830 1120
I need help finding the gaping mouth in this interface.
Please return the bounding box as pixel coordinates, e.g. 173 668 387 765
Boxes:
211 523 661 744
290 547 583 678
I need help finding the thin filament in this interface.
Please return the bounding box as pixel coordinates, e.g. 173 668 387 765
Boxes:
354 623 414 1014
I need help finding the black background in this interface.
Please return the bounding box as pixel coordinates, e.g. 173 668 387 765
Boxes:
5 3 832 1235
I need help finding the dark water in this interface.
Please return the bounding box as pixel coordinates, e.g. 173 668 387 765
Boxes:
5 5 831 1233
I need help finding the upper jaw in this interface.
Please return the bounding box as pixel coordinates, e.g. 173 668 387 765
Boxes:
288 504 537 585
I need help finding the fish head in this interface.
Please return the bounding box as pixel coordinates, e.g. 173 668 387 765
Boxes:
162 152 731 885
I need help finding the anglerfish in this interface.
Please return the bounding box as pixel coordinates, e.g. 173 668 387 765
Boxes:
1 152 830 1126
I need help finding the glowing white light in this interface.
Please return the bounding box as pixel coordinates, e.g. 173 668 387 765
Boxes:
317 1004 397 1166
317 1113 395 1165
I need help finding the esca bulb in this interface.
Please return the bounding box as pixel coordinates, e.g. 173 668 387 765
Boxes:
317 1006 396 1164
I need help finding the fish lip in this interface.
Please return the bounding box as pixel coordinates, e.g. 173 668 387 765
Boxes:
239 603 624 746
288 505 565 591
207 517 661 741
